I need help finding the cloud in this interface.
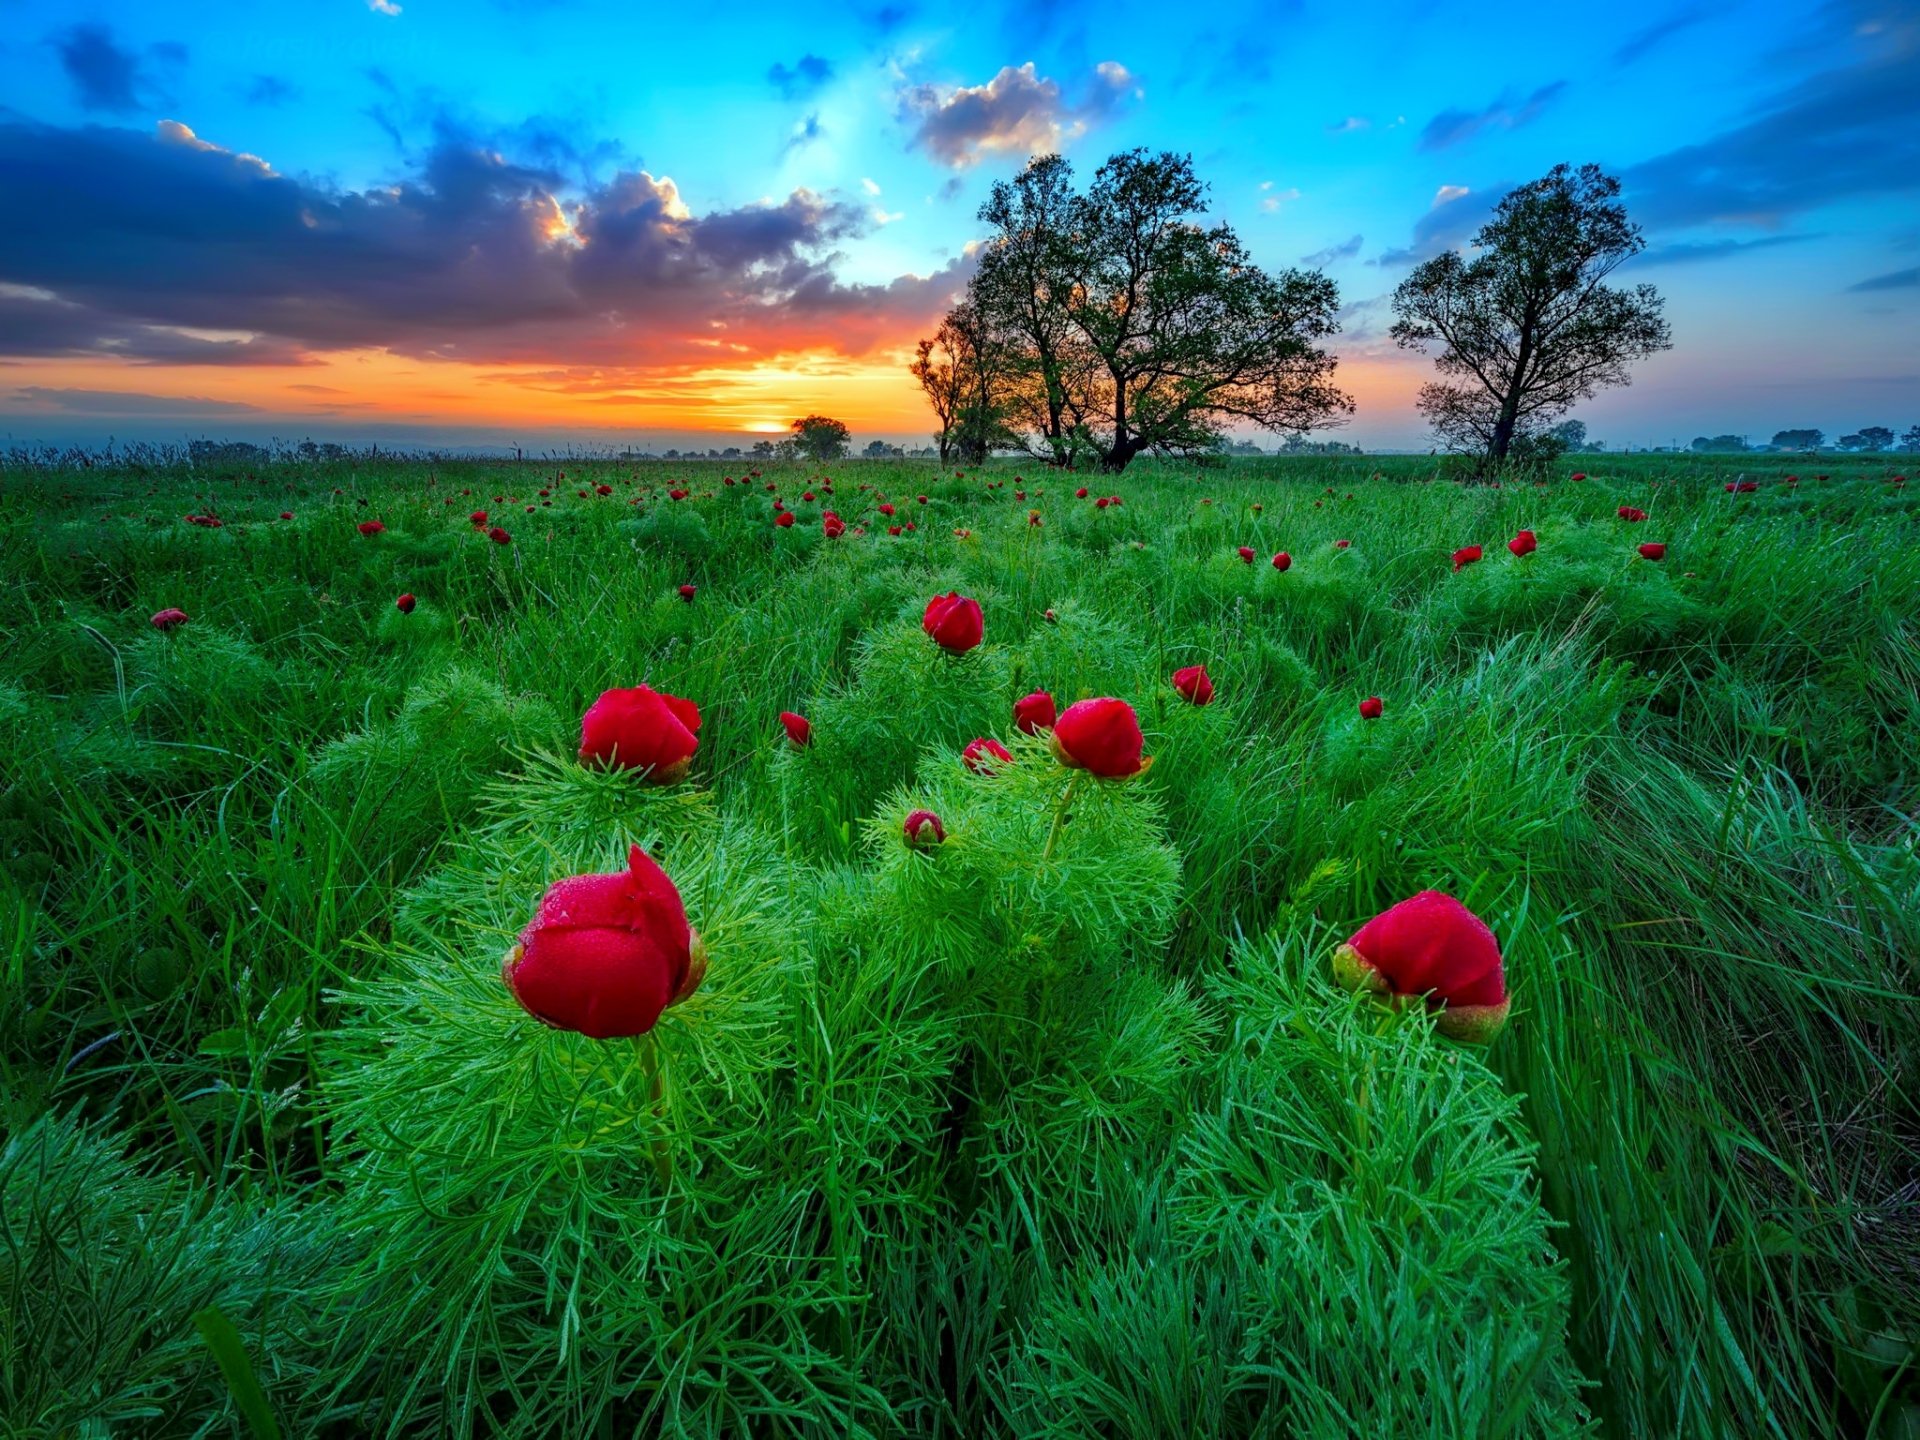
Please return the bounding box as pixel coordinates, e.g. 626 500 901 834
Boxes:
1633 233 1822 265
243 75 298 106
1848 265 1920 291
0 114 973 375
53 23 184 114
898 60 1138 168
1302 234 1363 267
1325 116 1370 134
782 112 824 154
861 176 882 195
9 387 265 415
369 0 402 15
0 283 314 365
768 54 833 100
1373 184 1496 267
1613 7 1715 66
1622 16 1920 229
1417 82 1565 152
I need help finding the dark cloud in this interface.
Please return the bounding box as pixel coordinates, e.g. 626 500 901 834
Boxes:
1613 8 1715 66
1417 82 1565 152
0 115 970 372
782 112 824 155
1373 186 1501 267
53 23 182 114
1632 233 1822 265
10 387 264 414
899 60 1137 168
0 286 315 365
243 75 298 106
1301 234 1363 267
768 53 833 100
1848 265 1920 291
1623 15 1919 228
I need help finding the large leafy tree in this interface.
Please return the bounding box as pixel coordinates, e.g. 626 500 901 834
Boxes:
1391 164 1671 464
909 302 1016 465
920 150 1352 472
789 414 851 463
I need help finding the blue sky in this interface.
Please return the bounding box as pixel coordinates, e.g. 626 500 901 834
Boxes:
0 0 1915 448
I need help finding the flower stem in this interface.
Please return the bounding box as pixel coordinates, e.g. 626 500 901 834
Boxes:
635 1033 672 1187
1041 772 1082 863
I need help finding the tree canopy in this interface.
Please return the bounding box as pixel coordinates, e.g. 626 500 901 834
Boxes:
789 415 851 463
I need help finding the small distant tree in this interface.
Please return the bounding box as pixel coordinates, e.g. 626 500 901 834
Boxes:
862 439 904 458
1770 428 1823 451
910 302 1016 465
1902 424 1920 452
1838 432 1867 451
790 415 851 463
1549 419 1587 450
1391 163 1671 464
1857 425 1894 451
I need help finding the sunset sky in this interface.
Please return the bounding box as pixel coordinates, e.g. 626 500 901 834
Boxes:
1 0 1916 451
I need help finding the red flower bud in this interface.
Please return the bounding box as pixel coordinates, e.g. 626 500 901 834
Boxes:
1570 471 1586 482
917 494 928 504
1617 506 1647 522
1094 496 1110 509
150 607 189 631
1451 545 1483 571
1075 487 1089 499
395 593 416 613
578 685 701 782
1051 697 1147 778
596 484 613 496
1272 551 1292 571
823 515 846 538
1359 695 1384 720
1508 529 1538 557
774 511 795 528
1332 890 1509 1042
923 592 984 653
1638 542 1667 561
470 510 488 525
669 488 688 501
1014 689 1057 734
1334 538 1351 549
1237 546 1255 563
962 737 1013 774
358 520 386 536
879 502 895 516
1172 664 1213 705
678 584 697 601
502 844 705 1040
903 809 946 848
780 710 811 747
488 526 512 545
280 510 294 520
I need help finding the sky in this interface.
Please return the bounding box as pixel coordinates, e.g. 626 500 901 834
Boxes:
0 0 1916 452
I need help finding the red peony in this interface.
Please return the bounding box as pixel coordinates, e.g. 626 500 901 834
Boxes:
962 737 1013 774
488 526 512 544
1172 664 1214 705
1334 538 1351 549
1508 529 1538 557
1638 542 1667 561
470 510 488 525
823 514 846 539
395 593 416 614
150 607 189 631
1359 695 1384 720
501 844 706 1040
578 685 701 782
1332 890 1509 1042
678 584 697 602
1237 546 1255 563
1050 698 1147 778
775 511 795 528
1272 551 1292 571
357 520 386 536
1014 689 1057 734
923 592 984 653
903 809 946 848
780 710 811 747
1451 545 1483 571
1617 506 1647 522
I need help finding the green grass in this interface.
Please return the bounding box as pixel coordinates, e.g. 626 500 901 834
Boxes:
1 450 1915 1437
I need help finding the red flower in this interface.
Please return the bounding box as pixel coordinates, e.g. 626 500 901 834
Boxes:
775 510 795 528
1172 664 1214 705
1451 545 1483 571
917 494 928 505
501 844 706 1040
578 685 701 782
1334 538 1350 549
1094 496 1110 510
923 592 984 653
1570 471 1587 482
1014 689 1057 734
823 514 846 538
1617 506 1647 522
279 510 294 521
596 483 613 496
1272 551 1292 571
1075 487 1090 499
1237 546 1255 563
150 607 189 631
669 488 688 501
962 737 1013 774
678 584 697 602
780 710 811 747
1638 542 1667 561
1508 529 1538 557
488 526 512 544
1359 695 1383 720
358 520 386 536
1051 698 1147 778
903 809 946 848
470 510 488 525
879 502 896 517
803 491 816 502
1332 890 1509 1042
395 593 416 614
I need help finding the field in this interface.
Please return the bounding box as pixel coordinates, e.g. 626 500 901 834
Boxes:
2 450 1917 1438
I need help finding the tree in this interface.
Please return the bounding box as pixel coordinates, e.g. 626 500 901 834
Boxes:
1549 419 1587 449
1903 425 1920 453
910 302 1016 465
789 415 850 463
1838 433 1867 451
862 440 904 458
1391 163 1671 464
923 150 1352 472
1858 425 1895 451
1770 429 1823 451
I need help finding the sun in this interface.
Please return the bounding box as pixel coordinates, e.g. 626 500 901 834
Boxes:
742 420 791 434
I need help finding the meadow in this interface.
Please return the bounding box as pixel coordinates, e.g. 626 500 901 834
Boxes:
1 449 1916 1438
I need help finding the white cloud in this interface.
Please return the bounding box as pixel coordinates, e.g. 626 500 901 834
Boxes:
861 176 882 195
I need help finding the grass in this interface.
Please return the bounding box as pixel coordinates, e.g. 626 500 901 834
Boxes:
1 448 1915 1437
